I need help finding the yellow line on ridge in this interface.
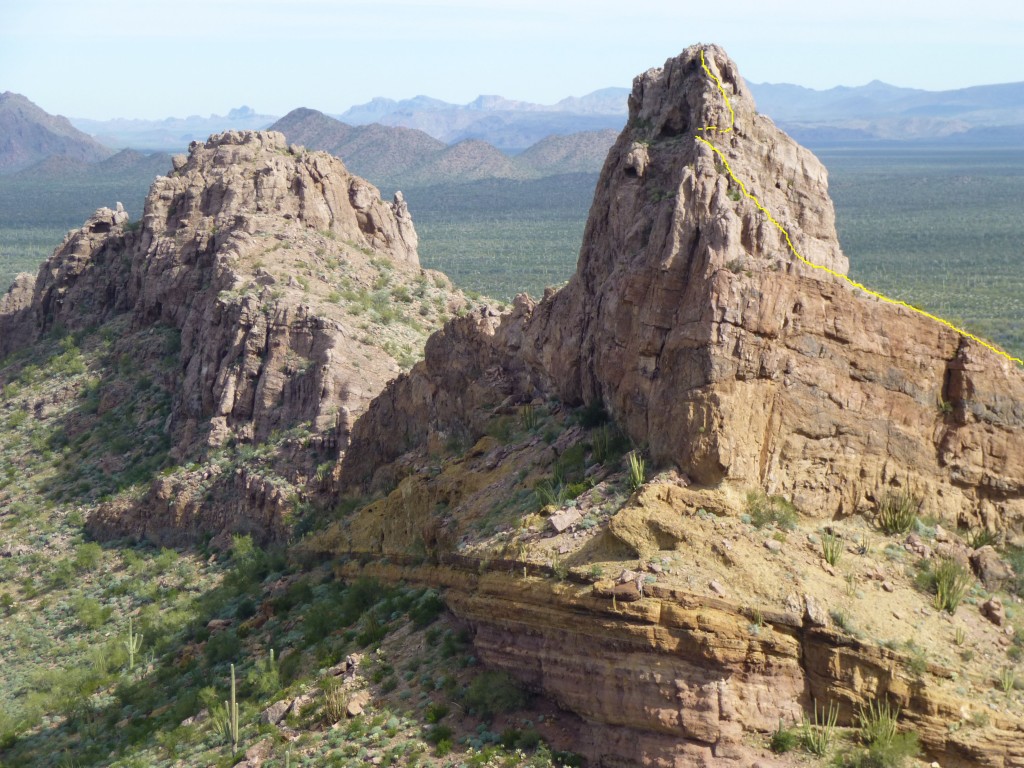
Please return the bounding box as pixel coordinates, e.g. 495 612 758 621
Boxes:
695 50 1023 366
698 50 733 134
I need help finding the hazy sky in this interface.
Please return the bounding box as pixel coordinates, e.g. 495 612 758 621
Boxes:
2 0 1023 120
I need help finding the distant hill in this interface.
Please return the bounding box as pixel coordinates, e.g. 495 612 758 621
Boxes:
748 80 1024 144
70 105 277 151
337 89 629 151
270 109 615 189
270 109 446 183
517 129 620 175
402 139 523 185
0 92 113 174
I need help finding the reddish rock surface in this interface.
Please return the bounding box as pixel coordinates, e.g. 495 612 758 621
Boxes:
343 44 1024 536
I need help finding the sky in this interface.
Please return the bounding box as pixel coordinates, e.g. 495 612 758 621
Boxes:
2 0 1023 121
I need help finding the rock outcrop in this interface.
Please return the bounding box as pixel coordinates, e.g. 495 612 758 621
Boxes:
1 130 460 543
331 43 1024 768
343 44 1024 535
332 556 1024 768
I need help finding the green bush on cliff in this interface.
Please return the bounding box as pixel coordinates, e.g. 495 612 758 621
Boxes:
463 670 528 720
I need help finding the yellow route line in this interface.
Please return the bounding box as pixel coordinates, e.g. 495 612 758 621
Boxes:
694 50 1023 366
698 50 734 134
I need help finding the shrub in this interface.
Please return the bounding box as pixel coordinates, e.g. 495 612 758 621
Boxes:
356 611 388 647
966 527 998 549
802 701 838 756
576 400 609 428
830 609 856 635
932 558 973 613
205 629 241 665
463 670 527 719
822 530 843 566
424 723 453 744
246 649 279 699
904 640 929 679
839 733 920 768
747 491 799 530
424 702 449 723
1005 545 1024 597
535 479 567 509
857 699 899 747
73 596 112 630
770 720 799 753
876 491 919 534
627 451 646 492
408 589 445 628
73 542 103 572
840 704 920 768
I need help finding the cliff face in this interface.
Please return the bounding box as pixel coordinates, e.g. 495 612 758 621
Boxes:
343 45 1024 535
1 130 458 543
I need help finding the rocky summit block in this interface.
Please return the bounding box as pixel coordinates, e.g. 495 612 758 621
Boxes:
1 129 462 544
343 44 1024 535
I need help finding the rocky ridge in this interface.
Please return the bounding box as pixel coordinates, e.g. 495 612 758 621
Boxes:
329 44 1024 766
0 129 463 544
342 44 1024 533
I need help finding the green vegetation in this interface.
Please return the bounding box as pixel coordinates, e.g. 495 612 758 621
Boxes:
835 698 920 768
400 174 595 301
769 719 798 753
4 148 1024 364
931 557 974 613
746 490 799 530
626 451 646 492
876 490 919 535
0 160 158 288
0 315 580 767
821 529 843 566
463 670 528 721
801 700 838 756
823 146 1024 360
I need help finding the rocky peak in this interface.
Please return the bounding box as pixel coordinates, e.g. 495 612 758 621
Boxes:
2 129 462 544
343 44 1024 534
156 130 417 265
332 44 1024 768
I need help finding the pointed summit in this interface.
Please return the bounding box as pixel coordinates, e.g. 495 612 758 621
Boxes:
343 43 1024 529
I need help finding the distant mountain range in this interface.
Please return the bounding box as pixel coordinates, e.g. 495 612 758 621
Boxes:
70 106 279 152
3 75 1023 184
747 80 1024 144
336 89 629 151
268 108 616 187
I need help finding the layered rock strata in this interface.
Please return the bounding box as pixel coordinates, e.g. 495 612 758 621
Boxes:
332 557 1024 768
343 44 1024 534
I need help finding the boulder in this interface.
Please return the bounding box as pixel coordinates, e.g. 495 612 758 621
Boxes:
971 546 1015 590
981 597 1006 626
260 699 290 726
